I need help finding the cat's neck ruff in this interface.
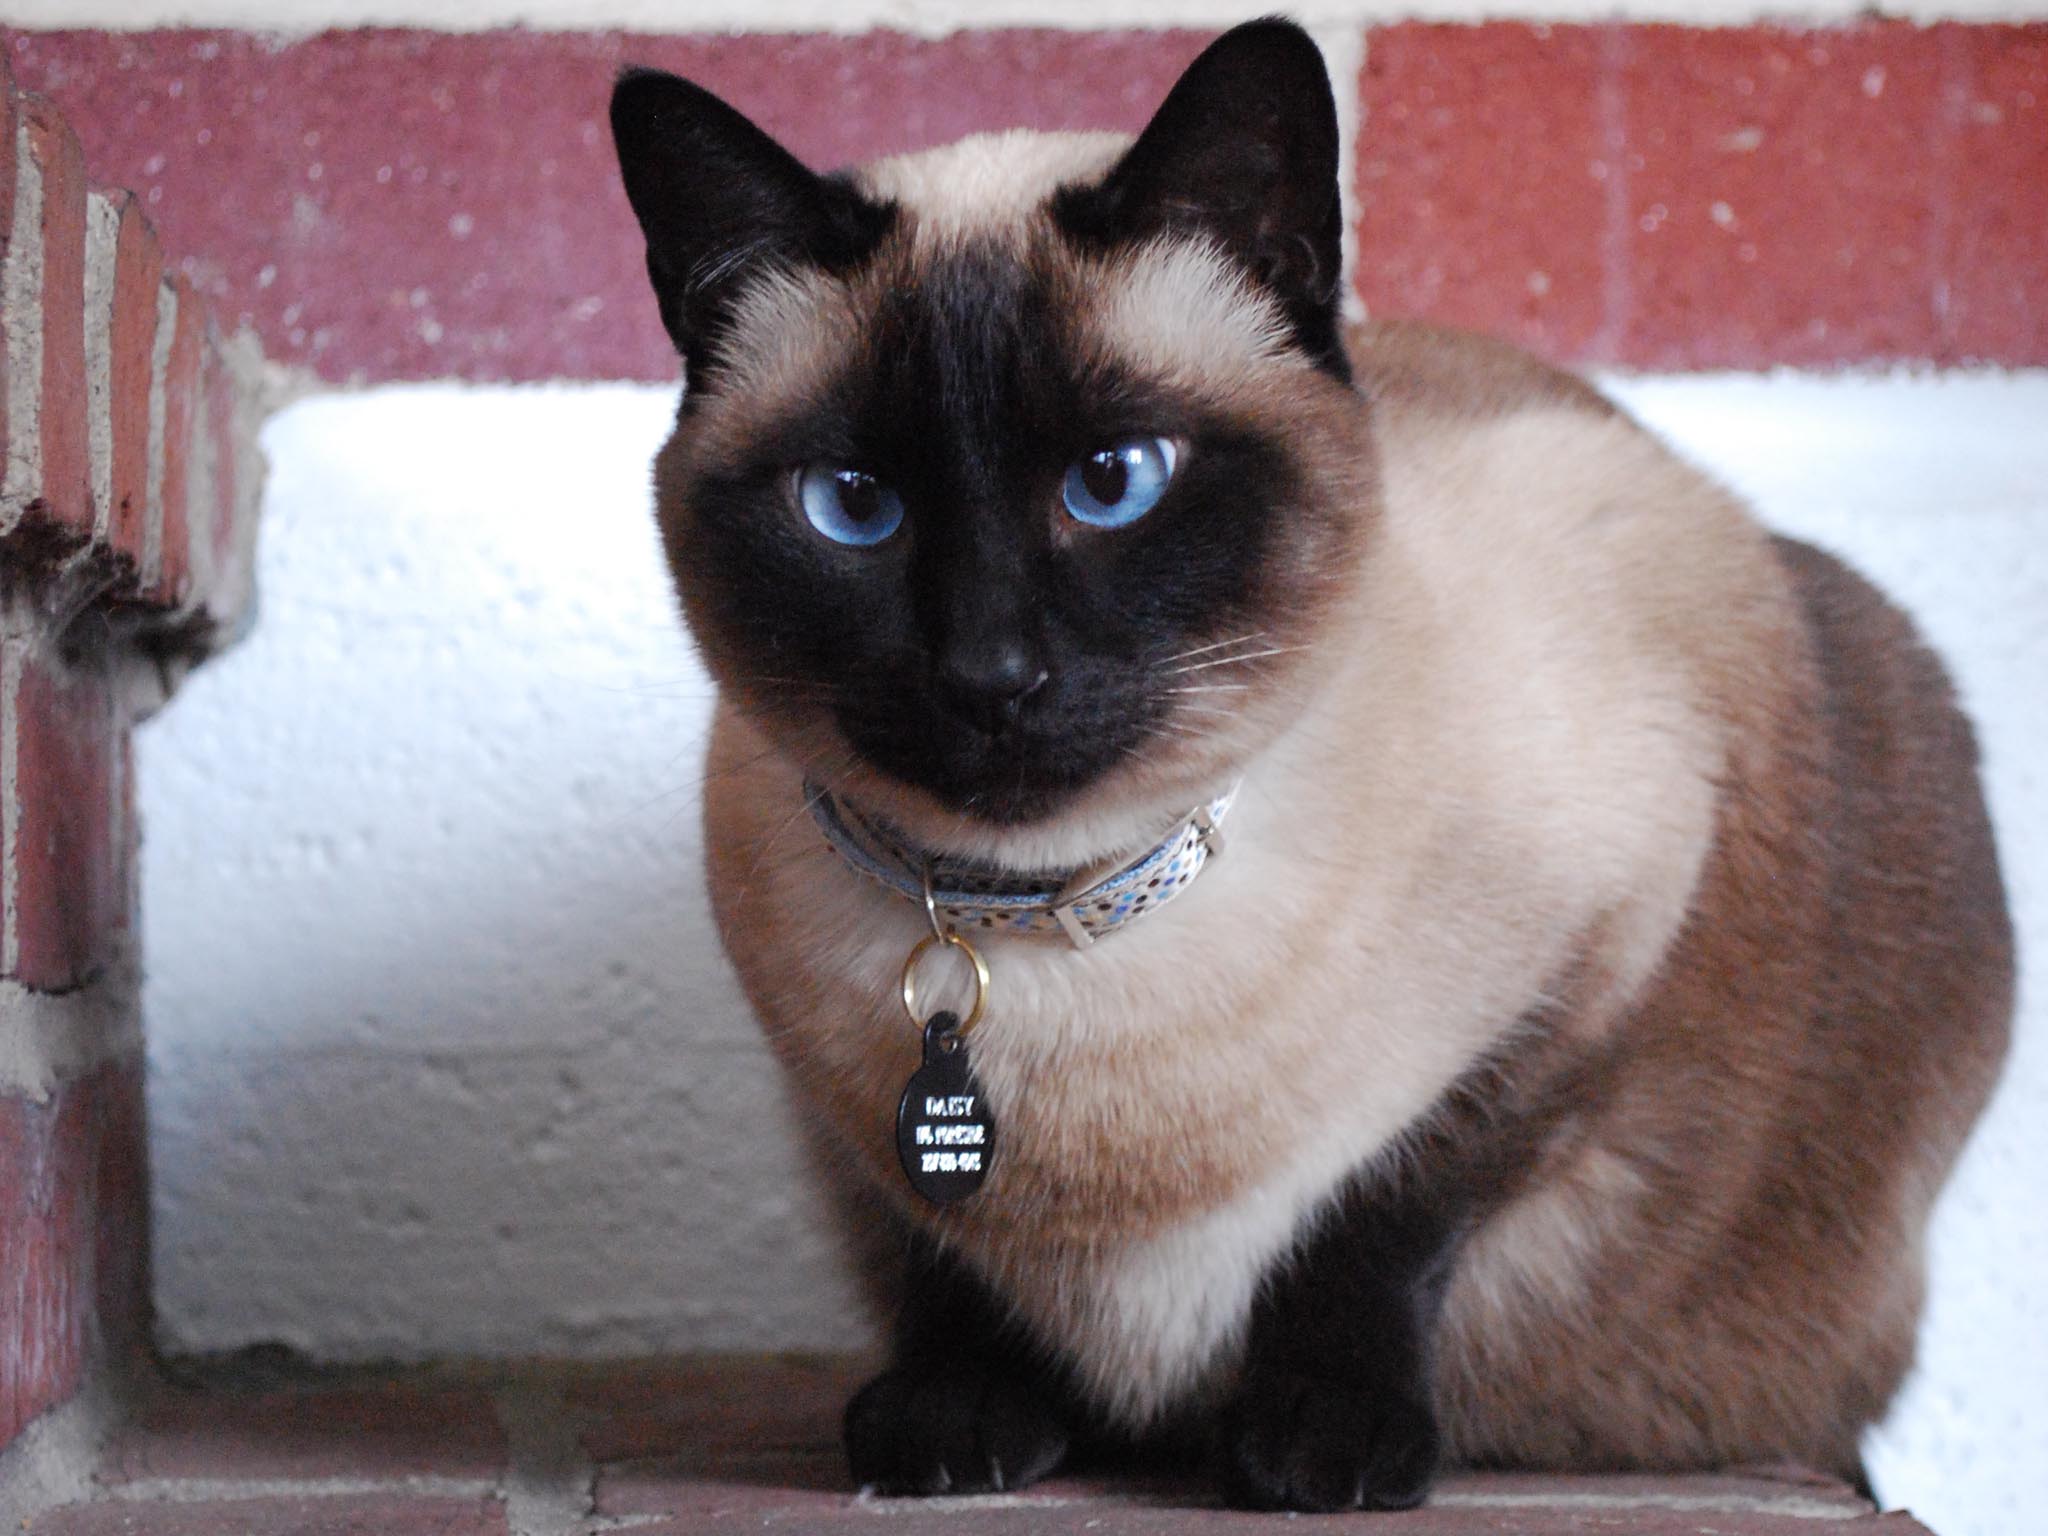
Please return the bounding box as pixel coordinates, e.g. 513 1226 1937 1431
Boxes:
805 781 1239 949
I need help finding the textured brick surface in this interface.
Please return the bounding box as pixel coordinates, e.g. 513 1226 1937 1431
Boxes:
11 24 2041 379
0 1083 88 1450
0 1062 143 1452
90 1059 148 1360
5 29 1214 385
17 92 92 545
1621 23 1945 367
22 1361 1937 1534
106 190 161 575
28 1493 510 1535
602 1458 1901 1532
1940 23 2048 361
1356 21 2048 367
1357 23 1613 359
8 652 116 991
105 1380 507 1485
570 1355 866 1461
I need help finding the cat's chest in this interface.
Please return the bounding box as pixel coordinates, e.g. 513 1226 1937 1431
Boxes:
752 857 1317 1245
737 860 1386 1426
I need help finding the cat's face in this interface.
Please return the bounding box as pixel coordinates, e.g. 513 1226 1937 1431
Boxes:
615 23 1372 851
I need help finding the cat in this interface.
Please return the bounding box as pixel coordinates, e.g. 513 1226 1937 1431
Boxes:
608 18 2013 1512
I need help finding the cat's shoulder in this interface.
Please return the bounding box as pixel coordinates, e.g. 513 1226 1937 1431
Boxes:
1345 318 1617 422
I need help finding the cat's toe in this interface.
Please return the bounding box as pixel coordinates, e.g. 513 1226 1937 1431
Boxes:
1218 1373 1440 1512
844 1363 1070 1496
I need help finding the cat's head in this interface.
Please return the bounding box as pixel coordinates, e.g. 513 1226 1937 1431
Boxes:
612 19 1372 862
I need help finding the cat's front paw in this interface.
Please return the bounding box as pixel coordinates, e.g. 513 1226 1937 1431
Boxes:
844 1361 1071 1496
1218 1371 1440 1512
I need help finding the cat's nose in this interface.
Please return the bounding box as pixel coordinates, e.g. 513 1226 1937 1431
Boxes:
938 641 1048 734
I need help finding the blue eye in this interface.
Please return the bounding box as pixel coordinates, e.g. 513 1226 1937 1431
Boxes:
799 465 904 546
1062 437 1178 528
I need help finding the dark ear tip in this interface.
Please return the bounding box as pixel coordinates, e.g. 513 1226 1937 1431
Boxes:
1230 15 1320 44
610 65 732 141
611 65 683 112
610 66 666 132
1199 15 1331 78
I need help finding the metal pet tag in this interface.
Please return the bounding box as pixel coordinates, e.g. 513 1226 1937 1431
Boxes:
896 1010 996 1205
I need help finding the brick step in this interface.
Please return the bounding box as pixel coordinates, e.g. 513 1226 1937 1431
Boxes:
23 1357 1935 1534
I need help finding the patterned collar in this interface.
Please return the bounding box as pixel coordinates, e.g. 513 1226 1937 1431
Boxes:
804 781 1239 949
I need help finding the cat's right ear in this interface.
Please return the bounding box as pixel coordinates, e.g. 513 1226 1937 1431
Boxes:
1054 20 1348 380
609 68 894 372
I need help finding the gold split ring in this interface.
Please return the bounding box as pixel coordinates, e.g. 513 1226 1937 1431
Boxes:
900 930 990 1035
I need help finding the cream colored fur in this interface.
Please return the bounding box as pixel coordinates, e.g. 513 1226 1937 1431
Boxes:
858 130 1125 243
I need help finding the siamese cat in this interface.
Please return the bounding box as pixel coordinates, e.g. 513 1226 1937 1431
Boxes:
609 19 2012 1511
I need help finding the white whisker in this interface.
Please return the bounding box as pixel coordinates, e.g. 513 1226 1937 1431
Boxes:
1163 645 1305 676
1152 632 1265 667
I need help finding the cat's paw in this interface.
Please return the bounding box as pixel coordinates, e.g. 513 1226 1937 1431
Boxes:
1217 1371 1440 1512
843 1362 1071 1496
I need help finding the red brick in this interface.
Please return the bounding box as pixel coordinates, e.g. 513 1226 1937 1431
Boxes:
91 1060 148 1359
1358 23 1614 360
1938 24 2048 361
1620 24 1946 368
105 191 162 578
0 1084 89 1450
570 1355 865 1461
8 652 116 991
14 94 92 551
1357 20 2047 369
0 1062 142 1453
28 1493 509 1535
146 271 203 609
6 29 1213 384
10 25 2042 380
601 1483 1929 1536
106 1380 507 1485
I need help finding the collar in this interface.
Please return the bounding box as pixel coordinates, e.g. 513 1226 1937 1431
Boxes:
805 781 1239 949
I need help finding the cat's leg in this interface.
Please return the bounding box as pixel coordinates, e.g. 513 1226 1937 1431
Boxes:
844 1231 1076 1496
1218 1175 1465 1511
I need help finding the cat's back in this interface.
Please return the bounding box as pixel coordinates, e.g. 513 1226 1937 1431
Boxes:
1344 317 2012 1475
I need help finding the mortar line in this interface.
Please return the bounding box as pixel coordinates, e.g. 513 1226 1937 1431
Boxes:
0 1375 122 1528
493 1377 596 1536
1 625 22 977
3 112 46 526
103 1473 500 1504
0 956 146 1098
1307 22 1367 326
143 274 176 592
84 191 119 542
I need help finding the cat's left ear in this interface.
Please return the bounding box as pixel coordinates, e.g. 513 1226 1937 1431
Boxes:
1055 19 1348 380
610 67 894 377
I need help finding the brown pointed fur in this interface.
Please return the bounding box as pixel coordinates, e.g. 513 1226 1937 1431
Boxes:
673 138 2013 1477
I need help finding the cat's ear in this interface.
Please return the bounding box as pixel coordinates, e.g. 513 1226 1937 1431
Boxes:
1056 19 1348 379
610 68 894 372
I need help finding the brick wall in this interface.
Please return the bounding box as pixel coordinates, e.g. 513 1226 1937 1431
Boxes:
1 49 263 1470
1 23 2040 383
